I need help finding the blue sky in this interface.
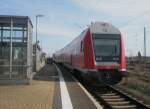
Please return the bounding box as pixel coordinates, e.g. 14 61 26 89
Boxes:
1 0 150 56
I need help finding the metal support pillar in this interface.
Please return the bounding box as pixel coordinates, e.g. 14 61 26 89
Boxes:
144 27 146 57
35 16 37 72
9 17 13 79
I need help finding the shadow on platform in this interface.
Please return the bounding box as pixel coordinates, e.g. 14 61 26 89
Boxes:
33 64 59 82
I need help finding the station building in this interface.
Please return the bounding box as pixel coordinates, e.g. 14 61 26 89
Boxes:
0 15 33 84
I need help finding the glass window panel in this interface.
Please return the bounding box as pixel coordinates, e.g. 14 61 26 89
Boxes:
13 31 23 38
12 26 27 42
12 46 27 64
3 30 10 37
0 66 10 79
12 66 27 79
93 34 120 57
0 43 10 61
24 31 27 37
12 45 27 79
93 34 120 62
93 39 120 56
0 43 10 79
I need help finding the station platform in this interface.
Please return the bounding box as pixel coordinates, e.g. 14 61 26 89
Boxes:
0 64 102 109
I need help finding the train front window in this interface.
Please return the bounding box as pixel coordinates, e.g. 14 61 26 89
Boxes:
93 34 120 62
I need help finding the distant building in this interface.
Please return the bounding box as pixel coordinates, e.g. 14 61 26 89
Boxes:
0 15 33 84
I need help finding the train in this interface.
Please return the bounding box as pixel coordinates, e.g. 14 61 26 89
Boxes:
53 22 127 84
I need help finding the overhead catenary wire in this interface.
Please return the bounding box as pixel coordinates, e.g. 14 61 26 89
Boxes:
119 9 150 28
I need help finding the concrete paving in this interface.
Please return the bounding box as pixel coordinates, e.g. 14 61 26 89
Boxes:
0 64 56 109
0 64 101 109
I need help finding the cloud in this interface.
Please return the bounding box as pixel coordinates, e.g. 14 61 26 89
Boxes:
71 0 100 11
37 23 79 38
71 0 150 18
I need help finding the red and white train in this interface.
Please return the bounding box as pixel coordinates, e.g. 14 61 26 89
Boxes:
53 22 127 84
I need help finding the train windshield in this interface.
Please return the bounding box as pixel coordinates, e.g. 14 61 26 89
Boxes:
93 34 120 62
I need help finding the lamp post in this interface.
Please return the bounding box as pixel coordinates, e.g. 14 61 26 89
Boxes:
35 14 44 72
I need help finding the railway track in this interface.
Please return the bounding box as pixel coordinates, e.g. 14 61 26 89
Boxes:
86 84 150 109
58 64 150 109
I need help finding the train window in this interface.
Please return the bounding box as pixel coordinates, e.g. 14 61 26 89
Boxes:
81 41 84 52
94 39 120 56
93 34 120 62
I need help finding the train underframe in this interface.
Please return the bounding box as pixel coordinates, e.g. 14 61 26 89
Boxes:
58 63 127 85
95 70 124 84
73 69 126 85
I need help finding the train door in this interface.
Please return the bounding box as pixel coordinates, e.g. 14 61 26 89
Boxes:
81 41 84 67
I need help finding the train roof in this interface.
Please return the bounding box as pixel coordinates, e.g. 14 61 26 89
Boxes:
89 22 120 34
54 22 121 55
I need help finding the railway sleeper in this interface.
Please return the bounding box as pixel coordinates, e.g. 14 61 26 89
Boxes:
101 95 121 99
104 98 125 102
100 93 116 96
112 105 136 109
95 91 114 95
108 101 130 105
